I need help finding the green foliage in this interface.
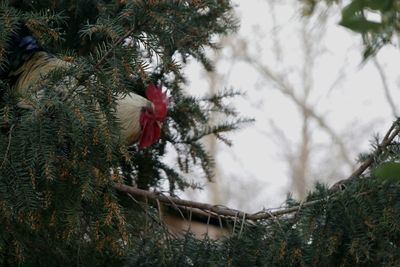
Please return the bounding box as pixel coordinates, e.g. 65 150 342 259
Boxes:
118 179 400 266
374 161 400 182
302 0 400 58
2 0 399 265
0 0 246 264
339 0 398 58
122 122 400 266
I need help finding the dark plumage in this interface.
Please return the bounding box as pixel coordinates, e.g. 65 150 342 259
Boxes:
0 25 43 80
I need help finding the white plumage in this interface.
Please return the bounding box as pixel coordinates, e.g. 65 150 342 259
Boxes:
12 51 166 148
115 93 153 145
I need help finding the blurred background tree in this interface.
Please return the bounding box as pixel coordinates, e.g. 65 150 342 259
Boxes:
186 0 400 210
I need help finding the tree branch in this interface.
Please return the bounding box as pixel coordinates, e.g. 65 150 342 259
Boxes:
329 118 400 192
113 119 400 222
113 183 251 218
372 57 398 117
242 54 354 168
94 27 137 70
113 183 325 221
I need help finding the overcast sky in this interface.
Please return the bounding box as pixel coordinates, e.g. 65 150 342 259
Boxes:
174 0 400 212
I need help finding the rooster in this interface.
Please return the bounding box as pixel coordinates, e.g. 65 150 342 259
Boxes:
0 27 168 148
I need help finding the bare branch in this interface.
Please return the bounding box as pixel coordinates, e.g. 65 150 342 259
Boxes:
243 55 353 167
372 57 398 117
267 0 283 63
113 119 400 222
113 182 326 221
113 183 250 218
329 118 400 192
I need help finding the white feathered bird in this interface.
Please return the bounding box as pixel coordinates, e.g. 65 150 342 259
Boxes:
2 32 168 148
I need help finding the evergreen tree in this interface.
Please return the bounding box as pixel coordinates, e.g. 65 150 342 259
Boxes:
2 0 400 266
0 1 244 265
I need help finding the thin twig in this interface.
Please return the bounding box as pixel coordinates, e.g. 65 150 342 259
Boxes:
249 199 324 220
329 118 400 192
113 183 250 218
239 213 246 237
163 193 187 221
94 27 137 70
373 57 398 117
126 192 177 238
243 54 353 167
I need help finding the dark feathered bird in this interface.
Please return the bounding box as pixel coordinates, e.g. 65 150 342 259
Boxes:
1 25 168 148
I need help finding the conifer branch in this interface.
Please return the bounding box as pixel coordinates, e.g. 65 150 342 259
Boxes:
113 183 251 219
373 58 399 117
0 124 14 169
94 27 136 69
112 182 323 221
114 119 400 222
329 118 400 192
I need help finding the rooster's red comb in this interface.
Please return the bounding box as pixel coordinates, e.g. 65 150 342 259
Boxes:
146 83 168 121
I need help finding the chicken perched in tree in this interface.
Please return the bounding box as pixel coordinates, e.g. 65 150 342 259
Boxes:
0 26 168 149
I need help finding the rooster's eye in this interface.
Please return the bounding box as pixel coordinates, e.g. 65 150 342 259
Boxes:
141 106 150 113
141 105 155 114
